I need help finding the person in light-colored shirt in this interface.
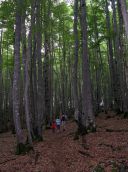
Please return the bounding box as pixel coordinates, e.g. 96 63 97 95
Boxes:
56 117 61 131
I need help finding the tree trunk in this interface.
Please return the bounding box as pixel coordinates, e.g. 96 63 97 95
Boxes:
36 0 44 140
119 0 128 38
73 0 79 121
21 4 33 146
44 0 51 125
29 0 38 137
117 0 128 113
105 0 116 109
0 30 3 132
13 0 24 153
80 0 95 129
111 0 122 112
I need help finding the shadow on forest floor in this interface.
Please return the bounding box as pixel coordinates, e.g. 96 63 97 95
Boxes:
0 112 128 172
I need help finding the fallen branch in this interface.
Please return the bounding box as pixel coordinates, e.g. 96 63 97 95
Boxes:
106 129 128 132
0 157 16 165
98 143 127 152
67 132 75 136
98 143 114 150
78 150 94 158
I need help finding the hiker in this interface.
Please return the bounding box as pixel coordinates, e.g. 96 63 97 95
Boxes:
51 120 56 133
56 116 61 132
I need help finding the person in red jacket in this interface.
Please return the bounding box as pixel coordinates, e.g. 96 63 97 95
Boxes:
51 120 56 133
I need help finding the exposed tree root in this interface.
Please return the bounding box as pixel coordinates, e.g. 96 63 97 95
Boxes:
78 150 93 158
0 158 16 165
106 129 128 132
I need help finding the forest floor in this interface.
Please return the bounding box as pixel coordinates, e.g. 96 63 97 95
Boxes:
0 112 128 172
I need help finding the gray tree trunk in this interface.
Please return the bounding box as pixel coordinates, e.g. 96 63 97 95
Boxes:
29 0 38 136
73 0 79 121
0 30 3 132
119 0 128 38
13 0 24 146
117 0 128 113
105 0 116 109
112 0 122 112
44 0 51 125
80 0 95 128
21 5 33 146
36 0 44 140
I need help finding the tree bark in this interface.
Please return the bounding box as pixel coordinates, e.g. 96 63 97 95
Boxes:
36 0 44 140
111 0 121 112
80 0 95 128
44 0 51 125
0 30 3 132
105 0 116 109
13 0 24 147
21 4 33 146
117 0 128 113
119 0 128 38
73 0 79 121
29 0 38 137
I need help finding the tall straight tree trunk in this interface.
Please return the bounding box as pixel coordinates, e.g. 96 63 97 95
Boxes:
21 4 33 146
117 0 128 113
62 41 66 114
0 30 3 132
67 45 72 112
44 0 51 125
32 35 38 130
105 0 115 109
13 0 24 153
29 0 38 136
80 0 95 129
112 0 122 112
36 0 44 140
93 8 102 113
73 0 79 121
50 30 54 117
119 0 128 38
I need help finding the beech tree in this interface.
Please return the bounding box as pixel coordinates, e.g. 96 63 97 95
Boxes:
119 0 128 38
13 0 24 153
80 0 95 129
73 0 79 121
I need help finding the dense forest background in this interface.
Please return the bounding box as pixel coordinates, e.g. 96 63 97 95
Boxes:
0 0 128 155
